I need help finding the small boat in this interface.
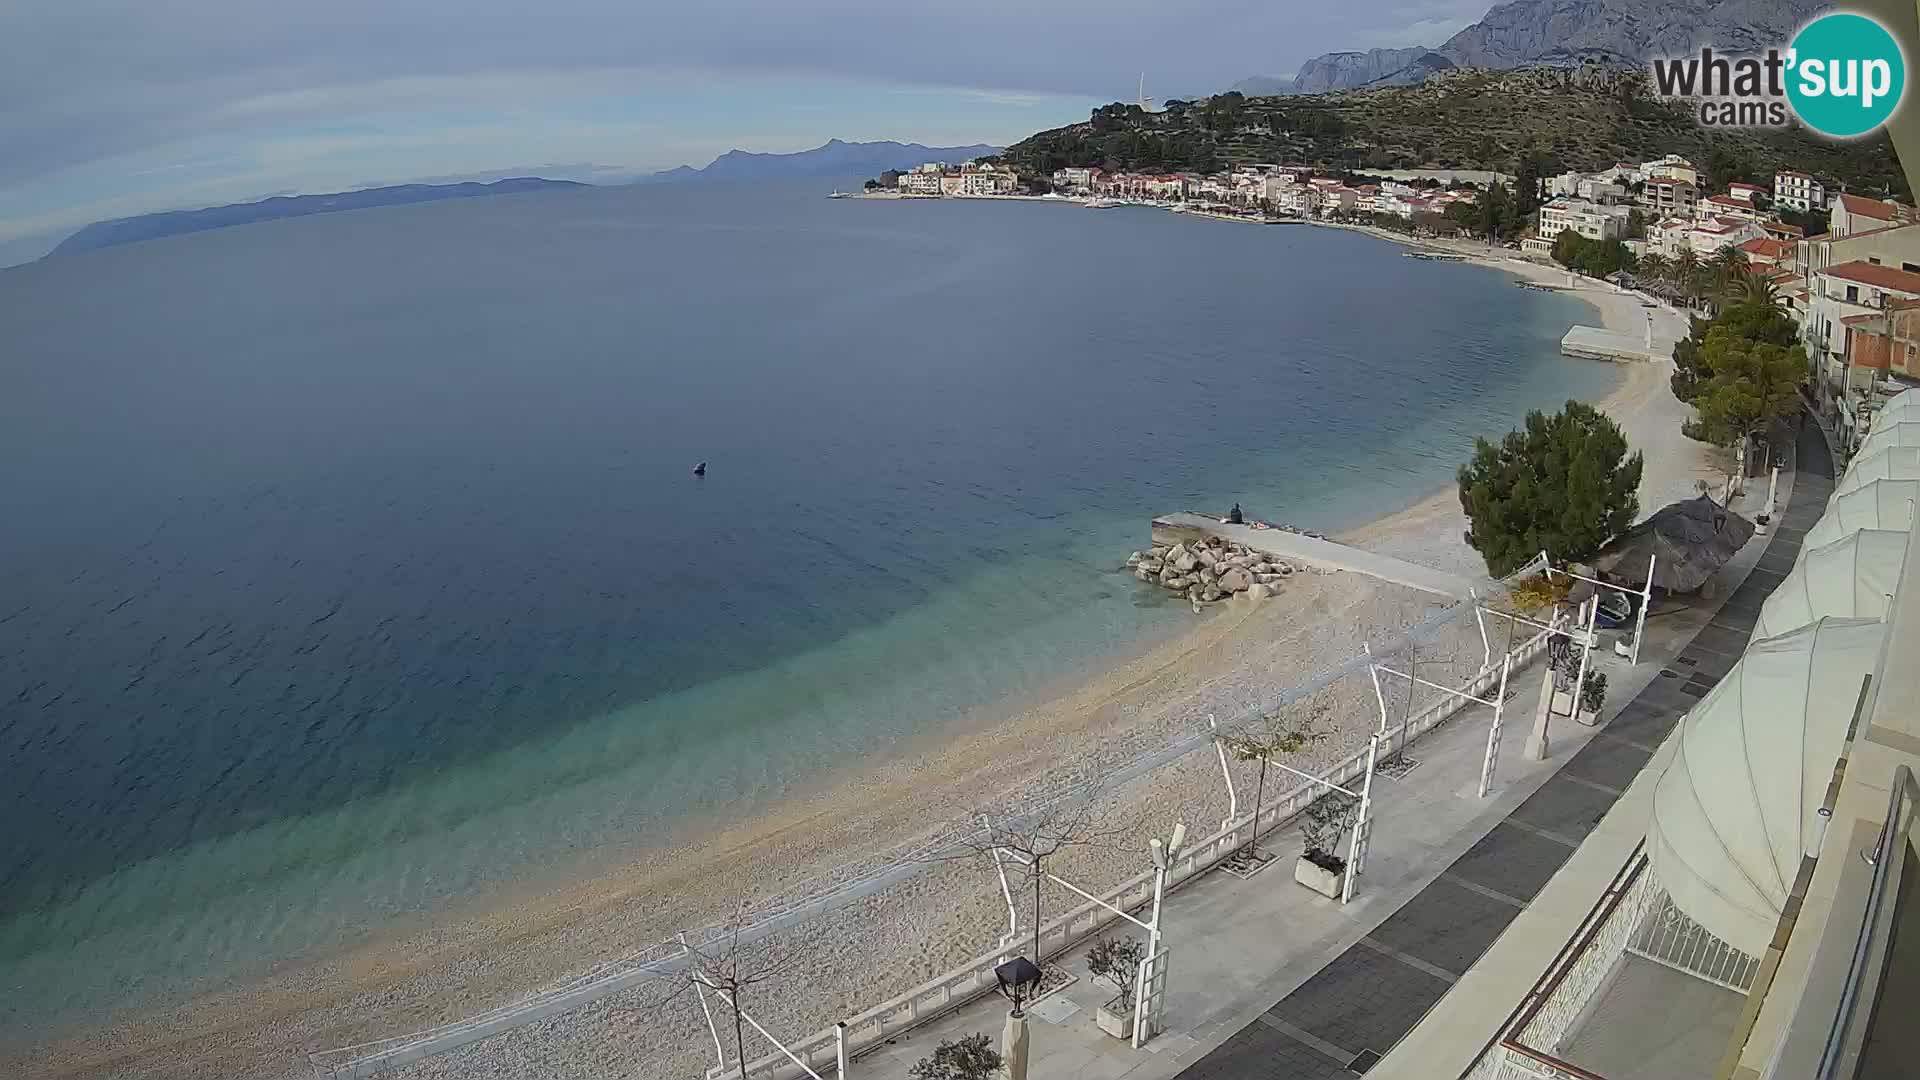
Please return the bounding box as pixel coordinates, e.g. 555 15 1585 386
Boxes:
1169 204 1187 213
1084 197 1119 209
827 190 852 199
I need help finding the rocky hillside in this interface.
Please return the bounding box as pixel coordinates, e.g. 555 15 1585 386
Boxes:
1236 0 1829 94
1005 66 1908 197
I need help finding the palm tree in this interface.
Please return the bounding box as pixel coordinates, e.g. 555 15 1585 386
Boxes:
1735 266 1781 306
1637 252 1670 285
1672 249 1702 307
1708 246 1751 294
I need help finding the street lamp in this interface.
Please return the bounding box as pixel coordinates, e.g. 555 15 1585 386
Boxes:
994 956 1043 1017
995 957 1043 1080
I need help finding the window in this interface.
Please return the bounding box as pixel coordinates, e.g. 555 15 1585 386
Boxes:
1848 285 1861 303
1904 263 1920 274
1871 257 1883 265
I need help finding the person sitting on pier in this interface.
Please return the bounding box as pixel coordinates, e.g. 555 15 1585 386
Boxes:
1227 503 1243 525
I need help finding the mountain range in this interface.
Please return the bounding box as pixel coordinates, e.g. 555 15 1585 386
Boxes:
1232 0 1830 95
47 177 588 258
642 139 1000 183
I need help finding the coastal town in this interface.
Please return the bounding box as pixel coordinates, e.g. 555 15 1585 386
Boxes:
865 151 1920 459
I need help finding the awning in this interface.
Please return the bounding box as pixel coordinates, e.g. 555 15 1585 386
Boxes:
1870 388 1920 433
1853 421 1920 463
1592 495 1754 592
1648 617 1889 956
1804 478 1920 547
1837 444 1920 496
1754 529 1907 637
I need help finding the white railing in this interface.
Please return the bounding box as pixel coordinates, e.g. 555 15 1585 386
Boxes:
714 626 1559 1080
312 598 1552 1080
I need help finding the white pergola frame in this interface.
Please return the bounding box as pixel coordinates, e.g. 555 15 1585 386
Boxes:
1367 641 1513 799
1542 551 1656 667
983 820 1188 1049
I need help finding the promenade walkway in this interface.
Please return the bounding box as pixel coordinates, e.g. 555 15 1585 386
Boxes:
1152 513 1484 599
857 424 1829 1080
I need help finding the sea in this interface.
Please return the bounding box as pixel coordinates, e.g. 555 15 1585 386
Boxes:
0 180 1619 1032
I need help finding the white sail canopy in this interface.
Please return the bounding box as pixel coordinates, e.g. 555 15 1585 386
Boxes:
1754 530 1907 638
1648 618 1889 956
1803 478 1920 547
1853 421 1920 463
1836 445 1920 496
1871 390 1920 433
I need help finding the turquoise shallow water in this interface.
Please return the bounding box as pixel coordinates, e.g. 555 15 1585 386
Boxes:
0 181 1619 1028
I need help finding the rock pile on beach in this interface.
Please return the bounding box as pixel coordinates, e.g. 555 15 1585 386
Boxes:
1127 536 1301 610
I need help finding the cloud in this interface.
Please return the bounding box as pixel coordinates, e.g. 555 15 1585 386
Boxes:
0 0 1495 239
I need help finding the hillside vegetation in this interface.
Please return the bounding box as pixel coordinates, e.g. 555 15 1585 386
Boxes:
1004 67 1909 197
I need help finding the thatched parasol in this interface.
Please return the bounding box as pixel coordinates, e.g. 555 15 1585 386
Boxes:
1593 495 1755 593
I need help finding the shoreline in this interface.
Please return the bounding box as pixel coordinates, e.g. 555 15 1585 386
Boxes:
6 214 1711 1080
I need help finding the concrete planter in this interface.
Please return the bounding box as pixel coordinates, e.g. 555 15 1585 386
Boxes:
1294 854 1346 899
1096 997 1134 1040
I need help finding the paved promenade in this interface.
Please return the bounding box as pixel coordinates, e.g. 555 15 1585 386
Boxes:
859 423 1830 1080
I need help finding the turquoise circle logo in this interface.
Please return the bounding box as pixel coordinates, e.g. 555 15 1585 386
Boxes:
1787 12 1906 137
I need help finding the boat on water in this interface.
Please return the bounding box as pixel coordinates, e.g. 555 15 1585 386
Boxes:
827 190 852 199
1084 197 1119 209
1168 204 1187 213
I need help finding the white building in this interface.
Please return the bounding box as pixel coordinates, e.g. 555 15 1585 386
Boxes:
1539 197 1627 242
1050 167 1100 192
1831 192 1917 238
957 165 1018 196
1654 215 1763 257
1697 193 1764 223
1641 154 1699 185
897 170 944 194
1774 169 1827 212
1728 181 1766 204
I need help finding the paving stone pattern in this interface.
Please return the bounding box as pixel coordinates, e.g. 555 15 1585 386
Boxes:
1171 419 1835 1077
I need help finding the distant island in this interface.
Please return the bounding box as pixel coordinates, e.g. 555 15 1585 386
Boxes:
48 177 589 257
644 139 1000 183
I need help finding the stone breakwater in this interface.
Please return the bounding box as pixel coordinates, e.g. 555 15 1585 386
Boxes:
1127 534 1307 612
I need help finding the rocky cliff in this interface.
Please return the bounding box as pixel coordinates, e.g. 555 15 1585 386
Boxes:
1235 0 1830 94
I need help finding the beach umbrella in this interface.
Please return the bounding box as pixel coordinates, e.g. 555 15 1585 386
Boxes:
1590 495 1754 593
1853 421 1920 463
1836 445 1920 496
1804 478 1920 547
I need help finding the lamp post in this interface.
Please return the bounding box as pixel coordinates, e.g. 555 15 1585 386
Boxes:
995 957 1043 1080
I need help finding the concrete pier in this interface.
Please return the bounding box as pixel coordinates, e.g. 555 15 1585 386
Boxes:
1561 325 1657 362
1151 513 1483 599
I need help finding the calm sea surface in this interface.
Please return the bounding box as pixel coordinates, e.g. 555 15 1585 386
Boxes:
0 181 1617 1027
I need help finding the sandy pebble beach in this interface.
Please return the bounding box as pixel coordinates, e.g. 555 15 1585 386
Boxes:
5 219 1719 1080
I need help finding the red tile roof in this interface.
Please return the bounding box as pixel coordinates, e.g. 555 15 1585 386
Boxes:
1823 260 1920 293
1777 169 1812 181
1738 237 1793 258
1838 193 1908 221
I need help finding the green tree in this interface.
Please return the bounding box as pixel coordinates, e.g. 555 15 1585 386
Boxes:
1512 155 1544 223
1672 296 1800 402
1683 329 1805 451
1457 401 1645 576
912 1035 1004 1080
1551 228 1585 268
1477 183 1512 241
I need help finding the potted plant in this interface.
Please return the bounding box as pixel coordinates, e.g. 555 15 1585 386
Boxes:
1294 791 1360 899
1086 936 1148 1039
912 1033 1004 1080
1577 671 1608 724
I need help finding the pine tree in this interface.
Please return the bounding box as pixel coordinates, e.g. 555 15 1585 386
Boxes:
1458 401 1645 577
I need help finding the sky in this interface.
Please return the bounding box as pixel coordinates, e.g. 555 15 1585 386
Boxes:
0 0 1487 254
